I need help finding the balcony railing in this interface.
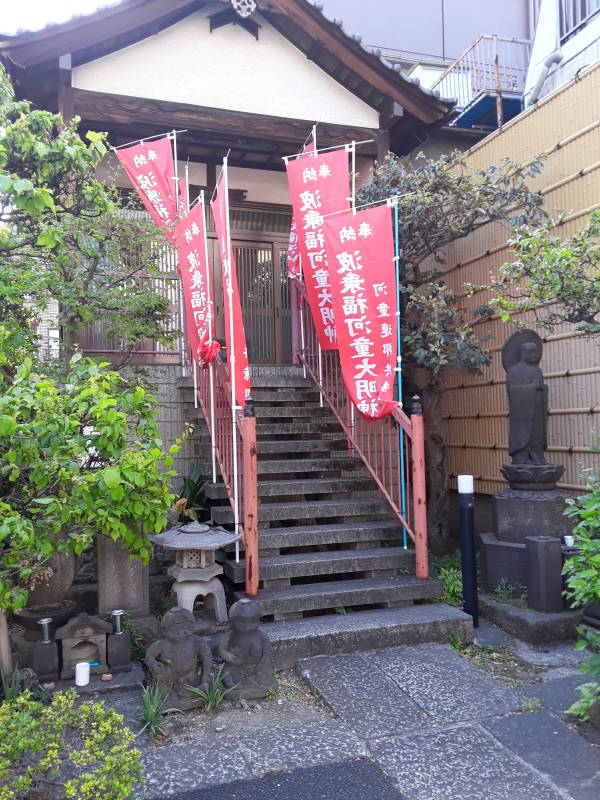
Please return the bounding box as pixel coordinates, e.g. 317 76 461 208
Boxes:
430 34 530 126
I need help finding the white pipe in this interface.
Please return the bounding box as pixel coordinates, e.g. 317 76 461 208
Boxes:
193 360 198 409
529 51 563 105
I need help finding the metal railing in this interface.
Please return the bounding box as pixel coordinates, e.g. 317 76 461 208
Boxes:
292 279 428 579
191 350 259 595
430 34 530 115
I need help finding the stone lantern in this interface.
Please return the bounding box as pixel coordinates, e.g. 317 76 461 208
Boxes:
150 521 240 623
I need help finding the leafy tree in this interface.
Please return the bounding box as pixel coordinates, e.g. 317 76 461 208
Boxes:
358 151 546 552
484 210 600 334
0 328 179 671
0 64 176 365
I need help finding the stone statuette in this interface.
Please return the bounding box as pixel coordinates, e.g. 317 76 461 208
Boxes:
218 598 276 699
144 606 213 711
500 330 563 489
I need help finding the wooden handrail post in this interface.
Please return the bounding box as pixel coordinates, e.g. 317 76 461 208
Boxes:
410 395 429 579
241 400 259 596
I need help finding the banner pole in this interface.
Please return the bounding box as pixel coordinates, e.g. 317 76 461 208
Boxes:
349 141 357 451
223 157 241 562
393 201 408 549
311 125 325 406
298 257 306 380
171 130 180 213
201 190 218 485
185 160 190 213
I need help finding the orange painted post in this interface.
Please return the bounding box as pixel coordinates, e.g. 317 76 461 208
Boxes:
241 401 259 596
410 395 429 579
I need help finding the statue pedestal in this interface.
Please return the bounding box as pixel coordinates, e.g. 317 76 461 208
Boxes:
97 538 149 618
493 488 574 543
480 482 574 612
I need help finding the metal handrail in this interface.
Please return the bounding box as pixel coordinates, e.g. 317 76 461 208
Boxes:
430 33 530 112
292 278 429 579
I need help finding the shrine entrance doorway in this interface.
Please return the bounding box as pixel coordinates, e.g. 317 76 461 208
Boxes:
208 203 293 365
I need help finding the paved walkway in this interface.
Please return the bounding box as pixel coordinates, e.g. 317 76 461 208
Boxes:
108 643 600 799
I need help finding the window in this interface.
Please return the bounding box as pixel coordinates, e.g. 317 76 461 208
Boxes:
560 0 600 40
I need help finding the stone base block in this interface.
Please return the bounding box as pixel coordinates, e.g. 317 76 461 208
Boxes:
479 595 582 644
493 489 573 543
479 532 527 592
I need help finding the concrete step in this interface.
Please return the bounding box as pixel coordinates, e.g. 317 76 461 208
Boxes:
245 520 406 551
249 365 306 378
263 604 473 668
252 389 321 403
257 458 362 475
236 576 443 616
257 439 347 455
254 406 330 418
223 546 414 582
205 476 375 501
211 497 391 525
256 421 340 437
250 374 314 388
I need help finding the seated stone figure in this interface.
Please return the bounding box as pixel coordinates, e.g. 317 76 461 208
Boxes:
217 598 276 699
144 606 213 711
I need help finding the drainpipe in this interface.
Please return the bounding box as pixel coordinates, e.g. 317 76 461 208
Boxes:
528 51 563 105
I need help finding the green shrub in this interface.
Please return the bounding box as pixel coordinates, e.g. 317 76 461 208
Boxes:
0 689 142 799
563 461 600 678
566 682 600 722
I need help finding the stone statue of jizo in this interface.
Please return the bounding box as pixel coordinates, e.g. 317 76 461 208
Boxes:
502 330 548 465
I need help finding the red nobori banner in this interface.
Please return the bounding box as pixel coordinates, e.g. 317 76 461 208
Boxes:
286 149 349 349
173 201 218 368
211 170 251 408
286 217 301 280
115 137 180 240
323 204 398 420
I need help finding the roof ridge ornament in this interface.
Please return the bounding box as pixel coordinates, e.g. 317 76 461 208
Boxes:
231 0 257 18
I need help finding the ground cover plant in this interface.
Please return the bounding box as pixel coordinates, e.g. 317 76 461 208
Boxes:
0 689 141 799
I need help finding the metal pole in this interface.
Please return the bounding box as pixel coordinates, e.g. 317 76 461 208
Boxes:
171 130 186 376
458 474 479 627
223 157 241 562
393 201 408 549
349 141 357 450
311 125 324 406
201 191 218 485
193 360 198 410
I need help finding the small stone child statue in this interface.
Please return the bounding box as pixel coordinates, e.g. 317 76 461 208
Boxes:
145 606 213 711
218 598 276 699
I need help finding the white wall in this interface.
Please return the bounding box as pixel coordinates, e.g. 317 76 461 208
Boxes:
72 4 379 128
525 0 600 104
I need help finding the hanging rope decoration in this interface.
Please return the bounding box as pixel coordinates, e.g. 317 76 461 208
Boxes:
231 0 257 17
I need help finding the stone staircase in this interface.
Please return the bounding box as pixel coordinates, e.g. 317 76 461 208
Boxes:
180 365 471 664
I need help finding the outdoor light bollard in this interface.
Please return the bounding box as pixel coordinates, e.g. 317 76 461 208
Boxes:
33 617 60 683
106 609 132 674
458 475 479 628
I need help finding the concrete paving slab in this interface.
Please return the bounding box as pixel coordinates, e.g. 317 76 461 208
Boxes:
521 673 597 714
296 652 430 738
236 719 368 777
164 759 407 800
369 725 567 800
483 710 600 800
370 643 521 724
143 741 250 799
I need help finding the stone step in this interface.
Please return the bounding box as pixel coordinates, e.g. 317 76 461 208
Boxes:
254 405 330 418
236 576 442 616
257 439 347 455
205 476 375 501
245 520 406 550
249 374 314 388
252 389 321 403
262 604 473 669
256 421 341 437
249 365 306 378
211 497 391 525
257 458 362 475
223 546 414 582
